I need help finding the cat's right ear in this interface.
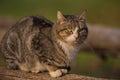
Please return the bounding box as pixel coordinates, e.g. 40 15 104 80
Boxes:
57 11 66 24
79 9 87 21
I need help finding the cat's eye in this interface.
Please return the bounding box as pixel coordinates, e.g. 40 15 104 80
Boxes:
67 29 73 33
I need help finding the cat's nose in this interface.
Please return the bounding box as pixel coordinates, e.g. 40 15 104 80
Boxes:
73 34 78 39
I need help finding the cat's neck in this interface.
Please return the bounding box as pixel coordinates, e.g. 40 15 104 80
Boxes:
57 39 80 63
51 24 80 62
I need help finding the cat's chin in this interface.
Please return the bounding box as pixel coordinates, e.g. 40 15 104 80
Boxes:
66 41 81 46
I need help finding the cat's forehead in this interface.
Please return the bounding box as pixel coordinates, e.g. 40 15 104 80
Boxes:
64 15 79 21
64 15 81 27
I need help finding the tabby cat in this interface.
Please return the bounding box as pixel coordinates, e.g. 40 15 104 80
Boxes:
0 11 88 77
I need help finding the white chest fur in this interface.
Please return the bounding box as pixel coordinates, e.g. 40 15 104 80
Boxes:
57 40 80 63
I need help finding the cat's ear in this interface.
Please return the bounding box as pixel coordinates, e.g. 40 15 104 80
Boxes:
79 10 87 21
57 11 66 24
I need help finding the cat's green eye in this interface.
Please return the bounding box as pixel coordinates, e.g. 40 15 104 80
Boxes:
64 30 69 33
66 29 73 34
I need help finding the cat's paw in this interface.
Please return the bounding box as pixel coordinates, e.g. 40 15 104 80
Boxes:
49 70 62 77
31 68 40 73
61 69 68 74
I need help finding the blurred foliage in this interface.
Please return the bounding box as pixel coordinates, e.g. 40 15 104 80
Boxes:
0 0 120 27
71 51 120 79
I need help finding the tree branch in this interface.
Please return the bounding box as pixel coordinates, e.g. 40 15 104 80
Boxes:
81 24 120 59
0 67 111 80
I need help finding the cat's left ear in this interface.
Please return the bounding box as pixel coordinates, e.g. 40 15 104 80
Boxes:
57 11 67 24
79 10 87 21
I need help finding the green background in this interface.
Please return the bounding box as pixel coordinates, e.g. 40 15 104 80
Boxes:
0 0 120 27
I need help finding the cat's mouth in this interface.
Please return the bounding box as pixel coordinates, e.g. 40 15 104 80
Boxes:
66 35 87 45
65 40 81 46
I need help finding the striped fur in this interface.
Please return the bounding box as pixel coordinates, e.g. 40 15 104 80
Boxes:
0 11 88 77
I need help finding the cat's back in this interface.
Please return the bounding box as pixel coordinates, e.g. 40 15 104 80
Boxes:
9 16 53 34
0 16 54 57
1 16 53 42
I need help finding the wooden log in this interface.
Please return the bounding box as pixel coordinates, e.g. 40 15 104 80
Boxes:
81 24 120 59
86 24 120 50
0 67 110 80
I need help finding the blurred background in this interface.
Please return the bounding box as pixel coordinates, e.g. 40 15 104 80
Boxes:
0 0 120 79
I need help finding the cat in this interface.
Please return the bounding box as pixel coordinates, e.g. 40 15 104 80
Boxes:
0 10 88 77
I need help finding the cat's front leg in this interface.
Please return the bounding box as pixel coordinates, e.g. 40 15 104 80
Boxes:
60 68 68 74
45 65 63 77
60 66 71 75
49 68 68 77
49 69 62 77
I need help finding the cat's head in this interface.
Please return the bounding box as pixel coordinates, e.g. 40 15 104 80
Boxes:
54 10 88 46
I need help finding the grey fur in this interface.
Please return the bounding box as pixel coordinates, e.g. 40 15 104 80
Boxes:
0 11 88 77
